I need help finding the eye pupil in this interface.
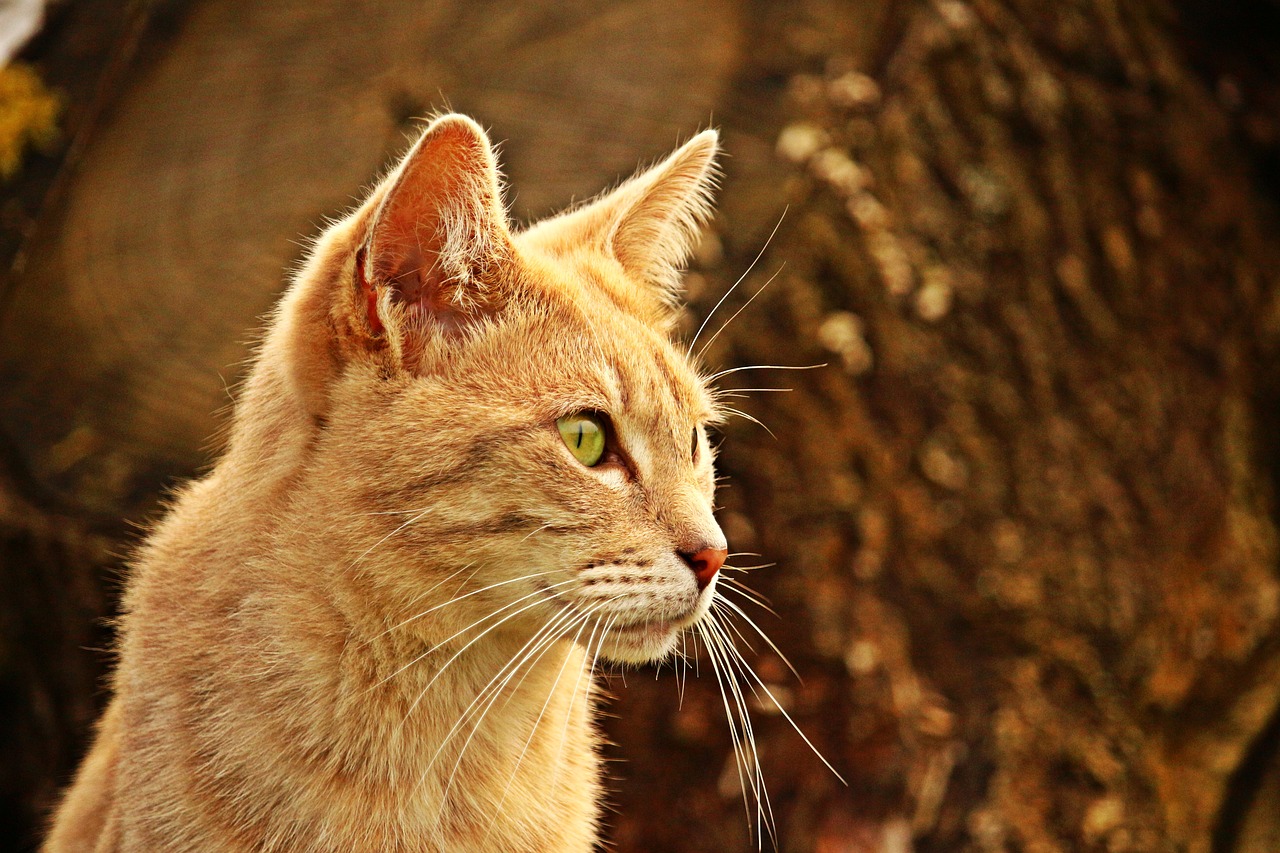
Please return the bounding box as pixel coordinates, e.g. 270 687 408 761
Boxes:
557 413 607 467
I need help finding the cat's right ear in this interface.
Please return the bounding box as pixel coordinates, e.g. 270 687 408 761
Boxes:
356 115 510 351
279 115 510 418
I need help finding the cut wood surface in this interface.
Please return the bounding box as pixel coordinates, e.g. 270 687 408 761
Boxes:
3 1 1280 851
0 0 743 519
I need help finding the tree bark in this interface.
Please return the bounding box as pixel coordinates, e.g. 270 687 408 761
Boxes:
3 1 1280 851
636 1 1280 850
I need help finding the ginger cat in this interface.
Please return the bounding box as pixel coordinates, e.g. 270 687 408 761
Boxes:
44 115 729 852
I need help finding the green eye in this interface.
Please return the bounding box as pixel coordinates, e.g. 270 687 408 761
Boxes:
557 412 607 467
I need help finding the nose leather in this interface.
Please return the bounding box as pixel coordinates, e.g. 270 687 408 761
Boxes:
679 547 728 591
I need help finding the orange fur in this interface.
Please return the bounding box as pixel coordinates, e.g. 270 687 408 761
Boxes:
45 115 724 852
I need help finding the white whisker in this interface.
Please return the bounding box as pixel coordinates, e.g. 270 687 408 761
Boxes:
416 600 597 788
349 505 437 566
687 208 788 357
722 562 776 572
709 607 846 785
550 612 615 793
437 604 593 804
710 599 759 655
363 566 557 644
698 618 771 844
711 616 778 848
720 406 777 439
713 594 800 681
480 608 603 843
380 577 578 695
676 631 690 708
708 362 827 382
718 577 778 617
697 264 785 361
714 387 793 395
366 570 566 654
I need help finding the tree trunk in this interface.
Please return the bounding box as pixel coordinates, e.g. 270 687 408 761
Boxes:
4 1 1280 851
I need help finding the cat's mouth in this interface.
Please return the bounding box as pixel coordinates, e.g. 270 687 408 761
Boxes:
599 620 682 664
600 610 706 664
531 577 703 662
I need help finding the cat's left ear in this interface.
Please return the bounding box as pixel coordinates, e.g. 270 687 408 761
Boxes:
536 130 720 302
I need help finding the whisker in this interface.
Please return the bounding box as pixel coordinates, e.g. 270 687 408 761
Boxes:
585 612 609 694
549 612 616 792
722 562 776 572
422 609 582 798
439 603 603 806
417 596 609 773
708 362 827 382
718 577 777 615
720 406 777 439
699 617 772 844
348 510 566 645
703 614 776 847
697 263 785 361
364 569 564 646
711 599 759 655
480 609 604 843
349 505 437 566
432 596 628 809
676 631 690 708
518 522 559 543
687 207 788 357
361 560 480 640
711 609 847 785
714 595 803 683
379 577 578 695
701 617 757 819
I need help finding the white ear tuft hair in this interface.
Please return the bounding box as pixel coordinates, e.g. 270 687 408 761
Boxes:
525 130 720 304
604 130 720 301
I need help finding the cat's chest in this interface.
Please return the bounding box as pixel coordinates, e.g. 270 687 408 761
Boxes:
325 645 603 852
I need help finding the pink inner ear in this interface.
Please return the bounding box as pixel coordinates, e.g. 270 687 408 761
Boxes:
368 167 468 326
385 245 427 303
380 244 463 328
362 115 507 339
355 248 384 336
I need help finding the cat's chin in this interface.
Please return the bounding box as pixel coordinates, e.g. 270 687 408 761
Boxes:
597 620 685 665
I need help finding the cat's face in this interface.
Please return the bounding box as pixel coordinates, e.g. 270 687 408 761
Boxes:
289 115 726 665
387 262 725 665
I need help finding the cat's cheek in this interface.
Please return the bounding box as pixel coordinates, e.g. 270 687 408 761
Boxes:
586 464 632 493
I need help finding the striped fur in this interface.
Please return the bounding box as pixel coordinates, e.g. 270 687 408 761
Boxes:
46 115 724 852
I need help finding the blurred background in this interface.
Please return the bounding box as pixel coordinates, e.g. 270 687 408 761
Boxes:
4 0 1280 850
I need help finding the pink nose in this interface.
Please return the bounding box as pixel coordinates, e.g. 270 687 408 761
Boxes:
680 547 727 591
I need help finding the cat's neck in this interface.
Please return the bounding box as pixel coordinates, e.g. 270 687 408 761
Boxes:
271 555 602 849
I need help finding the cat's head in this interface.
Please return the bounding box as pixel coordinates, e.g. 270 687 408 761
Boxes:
276 114 725 665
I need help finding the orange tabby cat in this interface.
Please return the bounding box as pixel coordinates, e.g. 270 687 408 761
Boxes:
44 114 726 852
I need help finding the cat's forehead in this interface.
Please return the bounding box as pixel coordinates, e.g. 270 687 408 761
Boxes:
512 247 714 424
599 324 713 425
572 303 712 425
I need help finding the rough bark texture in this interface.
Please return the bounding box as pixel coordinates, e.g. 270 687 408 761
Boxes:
663 1 1280 850
4 1 1280 851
